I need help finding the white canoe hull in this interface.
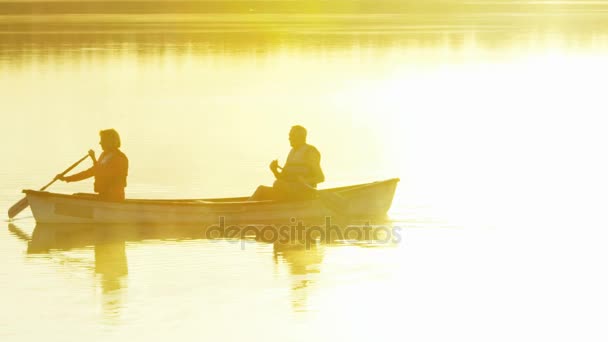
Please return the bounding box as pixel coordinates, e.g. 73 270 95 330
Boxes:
24 178 399 224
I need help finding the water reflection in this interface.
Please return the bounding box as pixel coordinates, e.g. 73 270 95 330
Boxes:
273 240 324 311
10 223 132 319
8 219 399 316
2 12 608 70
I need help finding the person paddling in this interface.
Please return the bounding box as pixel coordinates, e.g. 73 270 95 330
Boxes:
250 125 324 201
56 129 129 201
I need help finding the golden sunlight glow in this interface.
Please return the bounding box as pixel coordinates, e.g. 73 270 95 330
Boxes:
2 3 608 342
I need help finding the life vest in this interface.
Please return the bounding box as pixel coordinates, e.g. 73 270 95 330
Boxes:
281 144 323 186
94 150 128 199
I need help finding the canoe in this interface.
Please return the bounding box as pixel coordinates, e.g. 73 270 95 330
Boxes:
23 178 399 224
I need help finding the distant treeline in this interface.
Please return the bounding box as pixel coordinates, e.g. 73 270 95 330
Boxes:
3 1 444 15
1 1 606 15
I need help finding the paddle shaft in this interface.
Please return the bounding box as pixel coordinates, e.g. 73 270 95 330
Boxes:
41 153 91 191
7 153 91 219
276 165 348 213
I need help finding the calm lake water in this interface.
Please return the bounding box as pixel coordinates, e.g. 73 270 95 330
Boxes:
1 7 608 341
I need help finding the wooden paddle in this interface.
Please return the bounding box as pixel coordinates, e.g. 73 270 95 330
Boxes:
276 165 350 214
7 153 91 219
302 182 349 214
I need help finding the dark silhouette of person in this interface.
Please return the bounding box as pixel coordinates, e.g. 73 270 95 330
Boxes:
56 129 128 201
250 125 324 201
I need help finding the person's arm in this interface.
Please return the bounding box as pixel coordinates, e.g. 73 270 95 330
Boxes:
62 166 95 182
55 150 97 183
269 159 282 179
88 149 97 164
299 148 324 185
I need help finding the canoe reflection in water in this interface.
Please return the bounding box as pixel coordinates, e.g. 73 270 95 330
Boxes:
8 219 399 314
273 240 324 311
9 223 132 319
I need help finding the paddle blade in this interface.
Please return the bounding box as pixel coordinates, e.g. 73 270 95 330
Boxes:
8 197 29 219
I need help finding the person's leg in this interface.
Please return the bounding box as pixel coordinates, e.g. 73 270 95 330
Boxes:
287 182 316 200
272 180 291 201
249 185 274 201
273 180 315 201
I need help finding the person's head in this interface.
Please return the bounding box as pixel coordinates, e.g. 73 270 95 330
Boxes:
289 125 307 148
99 129 121 151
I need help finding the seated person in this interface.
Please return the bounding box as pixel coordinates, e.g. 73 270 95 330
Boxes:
250 125 324 201
56 129 129 201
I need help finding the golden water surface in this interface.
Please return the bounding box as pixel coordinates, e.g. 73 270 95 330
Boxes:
1 3 608 341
